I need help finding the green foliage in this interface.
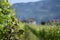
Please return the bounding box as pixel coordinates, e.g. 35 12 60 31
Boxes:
21 25 39 40
0 0 24 40
24 24 60 40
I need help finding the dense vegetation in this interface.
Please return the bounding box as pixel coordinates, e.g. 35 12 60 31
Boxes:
24 24 60 40
0 0 24 40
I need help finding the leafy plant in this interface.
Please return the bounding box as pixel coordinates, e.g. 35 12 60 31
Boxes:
0 0 24 40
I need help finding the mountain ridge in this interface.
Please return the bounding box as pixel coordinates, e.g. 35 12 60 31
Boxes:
12 0 60 23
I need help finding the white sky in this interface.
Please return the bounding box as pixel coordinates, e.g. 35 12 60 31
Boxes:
9 0 41 5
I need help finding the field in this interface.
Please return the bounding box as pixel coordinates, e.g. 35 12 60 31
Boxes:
20 23 60 40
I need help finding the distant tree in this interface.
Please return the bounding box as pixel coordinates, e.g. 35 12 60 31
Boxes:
41 21 46 25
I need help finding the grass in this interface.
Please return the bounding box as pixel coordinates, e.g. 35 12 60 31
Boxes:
21 23 60 40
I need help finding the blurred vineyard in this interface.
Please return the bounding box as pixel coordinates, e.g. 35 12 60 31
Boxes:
22 24 60 40
0 0 60 40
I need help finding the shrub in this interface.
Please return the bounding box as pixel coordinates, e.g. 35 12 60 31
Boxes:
0 0 24 40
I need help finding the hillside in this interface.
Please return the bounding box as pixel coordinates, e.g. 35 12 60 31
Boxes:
12 0 60 23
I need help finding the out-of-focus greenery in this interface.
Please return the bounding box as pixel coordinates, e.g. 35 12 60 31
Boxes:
0 0 60 40
0 0 24 40
22 24 60 40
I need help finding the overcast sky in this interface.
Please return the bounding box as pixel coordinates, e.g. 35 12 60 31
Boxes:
8 0 40 5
